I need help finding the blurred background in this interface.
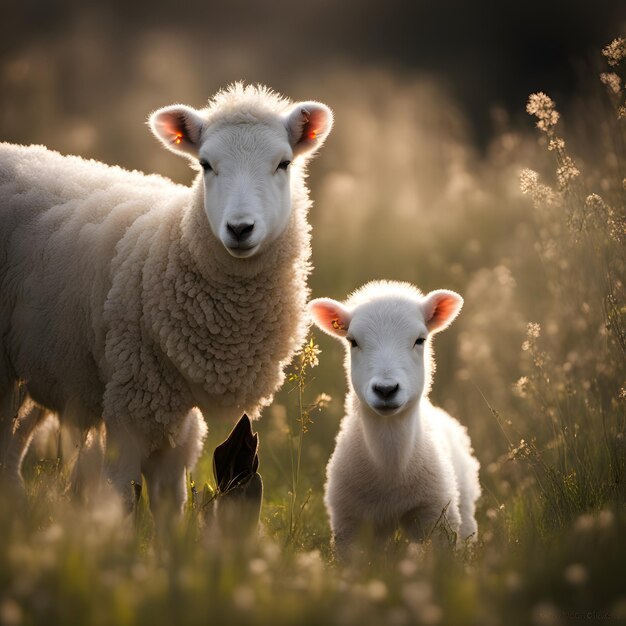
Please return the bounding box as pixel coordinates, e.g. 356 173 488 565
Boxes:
2 2 626 624
2 0 624 492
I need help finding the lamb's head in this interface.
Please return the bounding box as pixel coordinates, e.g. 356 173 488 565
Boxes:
149 84 333 259
308 282 463 417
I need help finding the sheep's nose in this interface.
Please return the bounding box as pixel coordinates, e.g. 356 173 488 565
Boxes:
227 221 255 243
373 382 399 400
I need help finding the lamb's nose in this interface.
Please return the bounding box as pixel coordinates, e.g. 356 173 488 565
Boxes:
227 221 254 243
373 382 399 400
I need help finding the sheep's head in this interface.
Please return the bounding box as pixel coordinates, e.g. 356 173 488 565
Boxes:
308 282 463 418
149 86 333 259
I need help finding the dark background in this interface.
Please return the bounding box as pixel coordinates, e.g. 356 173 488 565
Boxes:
1 0 624 152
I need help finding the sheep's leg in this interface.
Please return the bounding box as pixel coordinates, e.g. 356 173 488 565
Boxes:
0 378 24 466
104 418 142 513
143 443 189 523
69 422 106 502
3 403 49 489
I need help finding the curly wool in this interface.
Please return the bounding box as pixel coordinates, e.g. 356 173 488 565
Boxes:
0 135 311 453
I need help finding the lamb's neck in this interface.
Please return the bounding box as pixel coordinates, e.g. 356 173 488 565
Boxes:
351 392 423 475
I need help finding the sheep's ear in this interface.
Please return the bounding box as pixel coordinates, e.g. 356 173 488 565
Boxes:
422 290 463 334
308 298 351 338
285 102 333 158
149 105 205 158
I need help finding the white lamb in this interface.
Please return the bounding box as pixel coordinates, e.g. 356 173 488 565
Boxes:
308 281 481 559
0 83 333 514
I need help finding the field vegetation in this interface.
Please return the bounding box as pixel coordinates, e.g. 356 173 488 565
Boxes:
1 37 625 626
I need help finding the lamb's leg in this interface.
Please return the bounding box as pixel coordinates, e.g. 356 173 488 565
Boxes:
400 501 462 547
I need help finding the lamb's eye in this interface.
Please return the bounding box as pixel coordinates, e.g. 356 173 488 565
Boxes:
415 337 425 346
277 160 291 171
348 337 358 348
199 159 213 172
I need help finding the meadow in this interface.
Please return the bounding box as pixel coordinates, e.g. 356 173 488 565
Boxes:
0 38 625 626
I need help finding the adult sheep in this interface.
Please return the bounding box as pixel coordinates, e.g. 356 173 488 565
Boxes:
0 83 333 513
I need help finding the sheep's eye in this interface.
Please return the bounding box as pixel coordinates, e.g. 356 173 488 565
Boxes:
199 159 213 172
277 160 291 171
415 337 425 346
348 337 358 348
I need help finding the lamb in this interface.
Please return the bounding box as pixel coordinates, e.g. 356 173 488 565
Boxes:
0 83 333 514
308 281 481 559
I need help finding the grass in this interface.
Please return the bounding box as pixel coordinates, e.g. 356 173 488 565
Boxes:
1 37 626 626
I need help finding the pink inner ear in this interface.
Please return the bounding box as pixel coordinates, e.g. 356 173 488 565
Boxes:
425 293 462 332
301 108 327 141
153 109 201 150
156 112 188 145
291 107 330 154
309 299 350 337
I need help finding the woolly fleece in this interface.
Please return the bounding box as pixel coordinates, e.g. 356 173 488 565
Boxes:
311 281 481 556
0 86 318 461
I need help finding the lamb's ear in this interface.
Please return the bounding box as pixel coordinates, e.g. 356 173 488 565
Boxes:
149 105 205 158
285 102 333 158
307 298 351 338
422 290 463 334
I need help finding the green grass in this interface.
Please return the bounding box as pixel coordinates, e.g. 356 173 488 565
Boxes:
1 37 626 626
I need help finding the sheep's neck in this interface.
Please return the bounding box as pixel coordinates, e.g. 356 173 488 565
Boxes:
182 176 304 281
354 393 422 475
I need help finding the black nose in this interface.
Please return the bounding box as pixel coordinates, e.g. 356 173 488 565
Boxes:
373 382 399 400
227 221 254 243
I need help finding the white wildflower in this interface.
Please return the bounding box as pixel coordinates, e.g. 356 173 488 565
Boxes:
527 92 560 131
600 72 622 95
602 37 626 67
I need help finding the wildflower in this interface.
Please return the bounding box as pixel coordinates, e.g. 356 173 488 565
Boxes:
398 557 418 577
508 438 532 460
600 72 622 95
485 508 498 521
248 558 268 575
574 513 595 532
602 37 626 67
402 580 432 609
527 322 541 339
548 137 565 152
520 168 539 194
0 599 23 626
598 509 614 528
232 585 256 611
313 392 332 409
585 193 605 211
302 337 321 369
526 92 560 132
564 563 588 586
513 376 530 397
519 169 557 207
556 156 580 190
367 579 388 602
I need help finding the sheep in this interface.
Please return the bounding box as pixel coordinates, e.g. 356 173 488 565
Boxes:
308 281 481 559
0 83 333 513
